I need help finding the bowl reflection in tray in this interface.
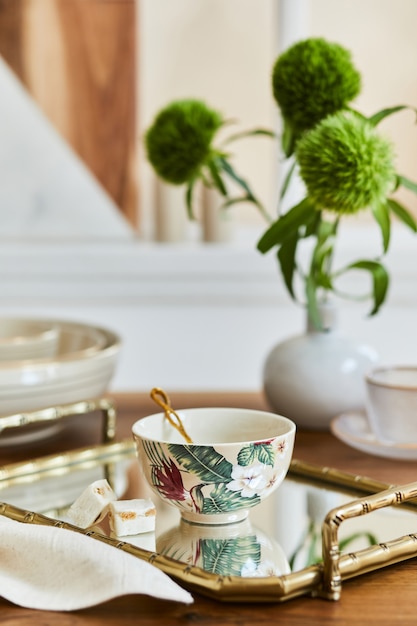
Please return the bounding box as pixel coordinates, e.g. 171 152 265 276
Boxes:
157 517 290 578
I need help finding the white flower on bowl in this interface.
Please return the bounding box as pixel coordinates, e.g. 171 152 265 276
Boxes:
241 558 286 578
226 462 276 498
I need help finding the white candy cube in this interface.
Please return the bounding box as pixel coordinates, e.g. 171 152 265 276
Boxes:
66 479 117 528
108 498 156 536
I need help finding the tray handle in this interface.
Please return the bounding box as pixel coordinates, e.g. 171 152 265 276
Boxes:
321 480 417 600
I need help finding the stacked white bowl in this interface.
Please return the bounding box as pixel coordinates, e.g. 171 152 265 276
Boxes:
0 319 60 361
0 319 120 442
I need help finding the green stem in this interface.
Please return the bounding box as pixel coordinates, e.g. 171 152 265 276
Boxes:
325 217 339 276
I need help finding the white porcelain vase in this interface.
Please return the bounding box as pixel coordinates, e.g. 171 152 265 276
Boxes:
263 304 379 430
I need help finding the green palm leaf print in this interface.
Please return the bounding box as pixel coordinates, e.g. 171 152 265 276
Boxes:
237 443 275 466
201 535 261 576
168 444 233 483
202 483 261 514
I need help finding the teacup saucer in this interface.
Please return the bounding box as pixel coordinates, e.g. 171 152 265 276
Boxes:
330 411 417 461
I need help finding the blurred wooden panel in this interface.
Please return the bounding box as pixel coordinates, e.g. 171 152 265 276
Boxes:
0 0 138 226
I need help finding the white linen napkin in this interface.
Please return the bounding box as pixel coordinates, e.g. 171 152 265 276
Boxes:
0 516 193 611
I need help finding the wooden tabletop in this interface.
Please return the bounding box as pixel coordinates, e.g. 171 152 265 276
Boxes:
2 391 417 625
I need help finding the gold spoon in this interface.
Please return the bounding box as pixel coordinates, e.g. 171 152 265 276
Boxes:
150 387 193 444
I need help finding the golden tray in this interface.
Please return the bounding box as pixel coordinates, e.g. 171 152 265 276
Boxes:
2 408 417 604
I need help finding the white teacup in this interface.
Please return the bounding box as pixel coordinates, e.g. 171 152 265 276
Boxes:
365 366 417 444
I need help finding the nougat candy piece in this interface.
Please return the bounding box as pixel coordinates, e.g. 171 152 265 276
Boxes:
67 479 116 528
108 498 156 536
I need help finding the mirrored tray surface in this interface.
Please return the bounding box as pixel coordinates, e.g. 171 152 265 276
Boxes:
2 439 417 603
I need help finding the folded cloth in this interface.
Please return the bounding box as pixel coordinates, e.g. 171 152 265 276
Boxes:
0 516 193 611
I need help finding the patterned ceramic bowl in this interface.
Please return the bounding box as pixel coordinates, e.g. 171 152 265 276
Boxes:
132 407 296 525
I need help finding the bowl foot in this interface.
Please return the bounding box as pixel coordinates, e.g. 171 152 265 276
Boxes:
180 509 249 526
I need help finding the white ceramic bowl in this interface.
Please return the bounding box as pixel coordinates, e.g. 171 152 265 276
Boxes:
0 319 59 361
0 319 120 418
132 407 296 525
54 322 107 359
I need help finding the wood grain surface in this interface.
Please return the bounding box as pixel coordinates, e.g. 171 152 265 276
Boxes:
0 0 138 225
2 391 417 625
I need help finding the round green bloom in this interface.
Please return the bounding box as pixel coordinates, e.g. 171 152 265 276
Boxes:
272 38 361 135
145 99 224 185
296 112 396 214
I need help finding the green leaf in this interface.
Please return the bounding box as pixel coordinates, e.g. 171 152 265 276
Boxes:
200 535 261 576
397 174 417 196
347 108 368 121
201 483 260 515
257 198 314 253
304 210 322 238
222 128 276 145
142 440 167 467
279 159 297 200
312 239 334 272
277 234 298 299
207 158 228 196
386 198 417 232
218 157 271 222
348 260 390 316
221 195 252 210
314 272 333 290
368 105 413 126
167 444 233 483
237 443 275 467
218 157 255 200
191 484 205 513
306 219 336 302
372 202 391 252
254 446 275 466
312 219 336 270
236 446 257 467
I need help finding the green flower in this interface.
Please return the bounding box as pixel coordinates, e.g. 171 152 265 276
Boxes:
272 38 361 143
296 112 397 214
145 99 223 185
257 108 417 326
145 99 274 220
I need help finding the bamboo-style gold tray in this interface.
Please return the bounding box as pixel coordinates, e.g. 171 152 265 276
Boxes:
0 397 117 445
2 435 417 603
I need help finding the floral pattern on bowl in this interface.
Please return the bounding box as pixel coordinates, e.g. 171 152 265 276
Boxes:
137 435 293 524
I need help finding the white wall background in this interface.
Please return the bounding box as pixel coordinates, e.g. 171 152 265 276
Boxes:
0 0 417 394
